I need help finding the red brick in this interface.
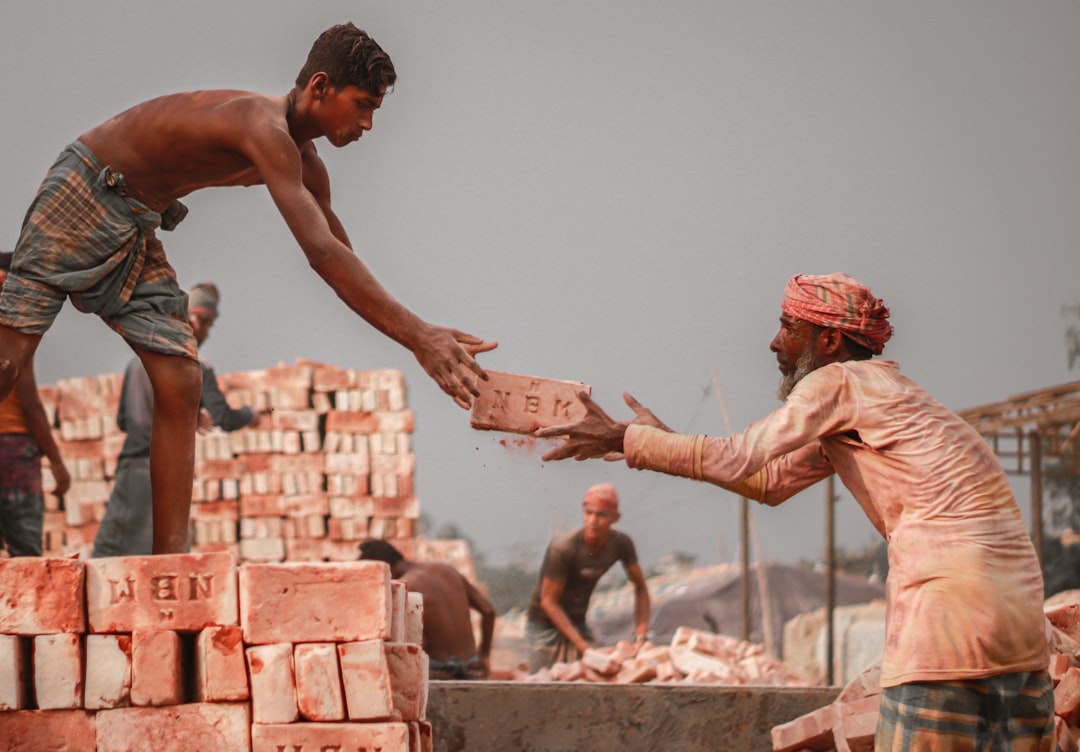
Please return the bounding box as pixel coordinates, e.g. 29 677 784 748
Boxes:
470 370 591 434
0 557 86 635
0 633 29 710
84 634 132 710
251 722 409 752
130 630 182 706
1057 667 1080 725
294 642 345 721
247 643 299 724
833 696 880 752
406 591 424 645
85 552 238 633
386 642 427 721
34 633 83 709
339 639 394 720
239 561 391 644
95 703 250 752
0 709 96 751
770 702 838 752
194 626 248 702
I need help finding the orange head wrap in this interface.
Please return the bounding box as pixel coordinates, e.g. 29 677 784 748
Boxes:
582 482 619 513
781 273 893 355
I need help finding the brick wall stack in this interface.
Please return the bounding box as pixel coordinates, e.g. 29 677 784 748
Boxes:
0 552 432 752
35 360 419 563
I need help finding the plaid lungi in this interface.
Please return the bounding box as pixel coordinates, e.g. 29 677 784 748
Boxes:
0 140 196 359
876 670 1054 751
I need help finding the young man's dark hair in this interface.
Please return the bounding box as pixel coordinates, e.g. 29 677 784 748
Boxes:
296 23 396 95
358 538 405 567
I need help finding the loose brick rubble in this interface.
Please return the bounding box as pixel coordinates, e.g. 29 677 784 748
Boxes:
0 553 432 751
520 626 811 686
770 592 1080 752
35 360 420 564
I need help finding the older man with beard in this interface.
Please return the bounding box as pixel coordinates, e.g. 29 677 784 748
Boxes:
538 273 1053 752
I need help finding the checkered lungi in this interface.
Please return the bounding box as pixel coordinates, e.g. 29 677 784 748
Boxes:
876 670 1055 751
0 140 196 359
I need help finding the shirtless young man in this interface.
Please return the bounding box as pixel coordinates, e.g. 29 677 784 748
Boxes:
0 23 495 554
359 539 495 680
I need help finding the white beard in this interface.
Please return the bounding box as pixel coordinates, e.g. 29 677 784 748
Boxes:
777 345 819 401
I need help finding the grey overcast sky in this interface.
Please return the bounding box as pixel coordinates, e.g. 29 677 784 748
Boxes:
2 2 1078 570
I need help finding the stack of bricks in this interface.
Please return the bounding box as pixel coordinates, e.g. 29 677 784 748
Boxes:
35 360 419 564
770 597 1080 752
0 552 432 751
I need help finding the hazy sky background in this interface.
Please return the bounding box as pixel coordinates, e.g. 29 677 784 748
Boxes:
2 2 1078 570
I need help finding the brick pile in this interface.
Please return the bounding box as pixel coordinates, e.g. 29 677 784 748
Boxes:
770 595 1080 752
0 552 432 752
522 626 810 686
34 360 419 563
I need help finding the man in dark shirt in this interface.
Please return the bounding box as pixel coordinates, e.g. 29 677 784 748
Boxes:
525 483 651 672
93 283 261 556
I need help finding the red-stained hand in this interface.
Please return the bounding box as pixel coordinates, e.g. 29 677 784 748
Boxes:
535 391 628 461
536 391 674 462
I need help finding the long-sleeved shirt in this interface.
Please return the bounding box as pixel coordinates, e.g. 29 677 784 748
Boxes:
625 359 1048 687
117 357 254 461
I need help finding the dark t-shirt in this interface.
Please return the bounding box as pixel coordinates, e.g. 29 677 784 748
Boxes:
526 528 638 627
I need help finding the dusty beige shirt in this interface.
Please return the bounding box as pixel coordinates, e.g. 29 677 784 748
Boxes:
625 359 1048 687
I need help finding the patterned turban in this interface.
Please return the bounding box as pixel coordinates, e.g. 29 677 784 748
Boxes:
187 282 220 321
583 483 619 513
781 273 893 355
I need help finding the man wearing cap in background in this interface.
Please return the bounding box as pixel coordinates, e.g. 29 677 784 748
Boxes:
93 282 263 556
0 251 70 556
525 482 651 672
538 273 1053 750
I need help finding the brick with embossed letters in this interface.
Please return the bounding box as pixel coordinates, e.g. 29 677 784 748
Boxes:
338 639 395 721
251 721 409 752
0 557 85 635
194 625 248 702
34 632 83 709
95 702 251 752
85 552 238 633
130 629 182 706
0 709 96 750
84 634 132 710
470 370 591 435
294 642 345 721
246 642 299 724
239 561 391 645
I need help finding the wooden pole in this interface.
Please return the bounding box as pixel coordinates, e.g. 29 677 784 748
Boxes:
825 475 836 686
1029 430 1044 570
741 497 750 641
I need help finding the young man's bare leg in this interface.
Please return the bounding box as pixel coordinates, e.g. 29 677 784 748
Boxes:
0 327 42 403
136 347 202 554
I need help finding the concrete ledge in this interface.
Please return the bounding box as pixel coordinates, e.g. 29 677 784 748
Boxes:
427 681 839 752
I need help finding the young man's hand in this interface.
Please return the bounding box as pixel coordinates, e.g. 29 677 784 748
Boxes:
413 324 497 409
